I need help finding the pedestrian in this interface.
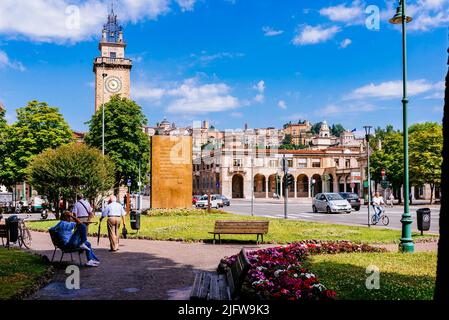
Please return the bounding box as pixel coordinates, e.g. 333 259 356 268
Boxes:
72 194 94 232
388 193 395 208
101 195 126 252
49 211 100 267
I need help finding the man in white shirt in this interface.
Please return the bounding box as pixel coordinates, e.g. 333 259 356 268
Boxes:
372 192 385 223
388 193 395 208
101 195 126 252
72 194 93 232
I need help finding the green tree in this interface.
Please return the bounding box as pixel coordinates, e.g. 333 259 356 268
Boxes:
0 101 73 188
409 122 442 204
27 143 115 210
84 95 150 192
369 131 404 201
331 123 345 137
311 122 322 135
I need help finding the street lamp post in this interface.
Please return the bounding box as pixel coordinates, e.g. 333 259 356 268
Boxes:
251 155 254 216
101 63 108 156
390 0 414 253
364 126 373 228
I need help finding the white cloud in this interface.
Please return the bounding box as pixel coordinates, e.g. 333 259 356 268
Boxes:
400 0 449 32
166 78 241 114
319 1 364 24
320 103 377 114
192 51 245 66
344 79 438 100
282 113 307 121
0 50 26 71
133 85 167 102
175 0 196 11
0 0 194 43
292 25 341 46
339 38 352 48
262 26 284 37
278 100 287 110
134 77 242 114
253 80 265 103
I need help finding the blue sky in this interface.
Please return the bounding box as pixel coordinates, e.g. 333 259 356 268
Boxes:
0 0 447 134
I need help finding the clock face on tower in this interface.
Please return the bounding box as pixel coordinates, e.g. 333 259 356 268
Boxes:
105 76 122 93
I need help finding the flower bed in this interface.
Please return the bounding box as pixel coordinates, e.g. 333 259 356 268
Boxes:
218 241 385 300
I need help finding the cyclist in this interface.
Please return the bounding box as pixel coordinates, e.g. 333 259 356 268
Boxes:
372 192 385 223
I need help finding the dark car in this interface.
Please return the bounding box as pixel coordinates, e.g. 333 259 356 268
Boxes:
339 192 361 211
216 195 230 206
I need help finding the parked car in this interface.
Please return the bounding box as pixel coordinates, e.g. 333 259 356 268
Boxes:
339 192 361 211
195 195 223 209
216 195 230 206
192 195 201 205
312 193 352 214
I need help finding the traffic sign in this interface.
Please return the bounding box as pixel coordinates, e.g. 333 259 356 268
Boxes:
127 178 132 187
350 182 355 189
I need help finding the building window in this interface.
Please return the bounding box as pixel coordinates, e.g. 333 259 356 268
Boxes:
312 159 321 168
110 52 117 59
233 159 242 167
287 159 293 168
345 159 350 168
297 158 307 168
335 159 339 167
270 160 278 168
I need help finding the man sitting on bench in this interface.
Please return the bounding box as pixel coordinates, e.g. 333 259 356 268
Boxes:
49 211 100 267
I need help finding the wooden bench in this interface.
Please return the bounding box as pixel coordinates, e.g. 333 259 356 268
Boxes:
190 248 251 300
209 220 269 244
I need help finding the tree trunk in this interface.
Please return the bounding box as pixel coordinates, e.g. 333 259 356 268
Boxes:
434 48 449 301
430 184 434 205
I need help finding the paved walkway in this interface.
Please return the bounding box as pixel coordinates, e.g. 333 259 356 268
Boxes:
28 231 273 300
27 231 438 300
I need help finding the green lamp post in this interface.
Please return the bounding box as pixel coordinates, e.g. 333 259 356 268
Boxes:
390 0 414 253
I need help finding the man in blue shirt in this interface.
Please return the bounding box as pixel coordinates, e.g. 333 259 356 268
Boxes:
50 212 100 267
101 195 126 252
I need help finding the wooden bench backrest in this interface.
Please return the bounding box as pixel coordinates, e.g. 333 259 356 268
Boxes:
226 248 251 298
214 221 269 234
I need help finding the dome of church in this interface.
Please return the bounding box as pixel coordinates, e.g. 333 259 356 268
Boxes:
320 121 330 132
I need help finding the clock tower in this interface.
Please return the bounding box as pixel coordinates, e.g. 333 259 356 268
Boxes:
93 6 132 112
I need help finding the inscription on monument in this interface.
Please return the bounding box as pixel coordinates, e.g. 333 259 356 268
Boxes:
151 136 192 209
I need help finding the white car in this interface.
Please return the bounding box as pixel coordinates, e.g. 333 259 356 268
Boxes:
195 195 223 209
312 193 352 214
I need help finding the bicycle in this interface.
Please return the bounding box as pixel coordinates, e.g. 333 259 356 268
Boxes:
371 206 389 226
18 215 32 249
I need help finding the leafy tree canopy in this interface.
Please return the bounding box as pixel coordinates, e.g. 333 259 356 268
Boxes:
331 124 345 137
27 143 115 206
0 101 73 187
84 95 151 191
409 122 442 203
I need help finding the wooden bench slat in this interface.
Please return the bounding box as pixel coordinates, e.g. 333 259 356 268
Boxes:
218 274 230 300
189 249 250 301
209 274 221 300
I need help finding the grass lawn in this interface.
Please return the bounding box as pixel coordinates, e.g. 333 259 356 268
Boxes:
27 209 437 244
0 248 53 300
306 251 437 300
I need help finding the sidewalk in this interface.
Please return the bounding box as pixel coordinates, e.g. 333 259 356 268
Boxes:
28 231 272 300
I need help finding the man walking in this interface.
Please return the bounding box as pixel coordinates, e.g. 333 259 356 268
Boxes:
101 195 126 252
72 194 93 232
388 193 395 208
